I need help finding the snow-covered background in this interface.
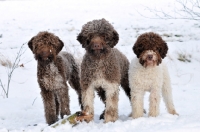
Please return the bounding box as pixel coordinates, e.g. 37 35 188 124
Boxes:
0 0 200 131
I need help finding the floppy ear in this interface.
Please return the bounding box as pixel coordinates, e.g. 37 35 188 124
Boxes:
28 37 35 53
56 39 64 54
159 42 168 58
133 42 143 58
109 30 119 48
77 33 87 48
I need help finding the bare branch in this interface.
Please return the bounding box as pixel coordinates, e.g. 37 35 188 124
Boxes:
140 0 200 21
0 43 26 98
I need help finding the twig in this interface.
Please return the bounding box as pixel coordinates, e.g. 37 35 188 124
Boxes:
0 43 26 98
139 0 200 21
32 97 37 106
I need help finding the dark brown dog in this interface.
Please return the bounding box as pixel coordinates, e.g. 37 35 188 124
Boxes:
77 18 131 123
28 31 82 125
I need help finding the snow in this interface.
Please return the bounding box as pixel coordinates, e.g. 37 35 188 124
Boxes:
0 0 200 131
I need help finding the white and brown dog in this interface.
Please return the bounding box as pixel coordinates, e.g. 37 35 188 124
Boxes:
129 32 178 118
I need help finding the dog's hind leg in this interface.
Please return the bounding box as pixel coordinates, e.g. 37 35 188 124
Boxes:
121 71 131 100
41 89 58 125
96 87 106 120
57 87 71 119
68 56 83 110
162 65 178 115
55 96 60 117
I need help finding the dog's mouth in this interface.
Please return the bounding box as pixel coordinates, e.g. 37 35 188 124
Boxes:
90 48 109 58
92 49 104 54
146 59 156 67
36 54 54 66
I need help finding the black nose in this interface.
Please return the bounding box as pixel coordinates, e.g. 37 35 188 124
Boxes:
94 43 100 48
148 55 153 60
93 43 103 50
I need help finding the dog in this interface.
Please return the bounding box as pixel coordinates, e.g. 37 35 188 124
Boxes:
77 18 131 123
28 31 83 125
129 32 178 119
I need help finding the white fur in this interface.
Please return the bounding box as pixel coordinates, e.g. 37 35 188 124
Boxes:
42 63 65 91
82 69 119 122
129 57 178 118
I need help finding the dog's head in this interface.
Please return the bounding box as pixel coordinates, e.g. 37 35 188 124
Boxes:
77 18 119 59
133 32 168 68
28 31 64 66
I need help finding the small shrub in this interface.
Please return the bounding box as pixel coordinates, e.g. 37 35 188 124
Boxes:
177 51 192 62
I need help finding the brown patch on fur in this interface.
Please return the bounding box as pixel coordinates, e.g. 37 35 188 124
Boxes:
78 19 131 122
28 31 83 125
139 50 162 68
133 32 168 66
88 35 110 59
104 107 118 123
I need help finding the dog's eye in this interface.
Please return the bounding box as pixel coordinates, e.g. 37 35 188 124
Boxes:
86 40 90 45
38 56 42 60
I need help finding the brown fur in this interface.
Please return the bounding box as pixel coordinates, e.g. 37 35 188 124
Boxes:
133 32 168 66
77 18 131 123
28 31 83 125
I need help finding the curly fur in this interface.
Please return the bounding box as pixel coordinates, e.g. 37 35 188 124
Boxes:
133 32 168 63
77 18 119 49
28 31 83 125
129 32 178 119
77 18 131 123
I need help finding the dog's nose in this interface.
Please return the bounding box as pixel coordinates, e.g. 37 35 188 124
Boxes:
94 43 100 48
147 55 153 60
93 43 102 50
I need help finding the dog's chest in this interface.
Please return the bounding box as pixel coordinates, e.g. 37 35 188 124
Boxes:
90 60 114 89
41 63 65 90
136 66 163 91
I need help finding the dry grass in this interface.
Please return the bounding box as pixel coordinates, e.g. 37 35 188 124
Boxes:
177 51 192 62
0 54 13 68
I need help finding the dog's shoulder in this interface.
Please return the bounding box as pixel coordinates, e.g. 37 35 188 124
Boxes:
130 57 142 69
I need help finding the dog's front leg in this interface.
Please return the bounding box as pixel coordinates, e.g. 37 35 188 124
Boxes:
41 89 58 125
162 65 178 115
131 90 145 119
104 84 119 123
149 88 161 117
82 86 94 122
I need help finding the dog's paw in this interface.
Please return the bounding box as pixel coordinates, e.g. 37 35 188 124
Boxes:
170 110 179 116
75 111 93 123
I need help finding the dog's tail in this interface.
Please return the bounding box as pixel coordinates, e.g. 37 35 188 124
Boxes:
162 64 179 115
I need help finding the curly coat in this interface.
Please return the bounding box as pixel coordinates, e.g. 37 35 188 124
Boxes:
129 32 178 118
28 31 82 125
77 18 131 123
133 32 168 66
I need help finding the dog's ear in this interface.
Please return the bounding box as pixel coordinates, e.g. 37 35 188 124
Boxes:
133 43 143 58
159 42 168 58
56 39 64 54
77 33 87 48
28 37 35 53
109 30 119 48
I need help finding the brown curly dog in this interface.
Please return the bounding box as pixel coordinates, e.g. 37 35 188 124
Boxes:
28 31 83 125
77 18 131 123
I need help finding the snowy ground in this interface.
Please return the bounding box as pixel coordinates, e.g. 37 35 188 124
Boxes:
0 0 200 131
